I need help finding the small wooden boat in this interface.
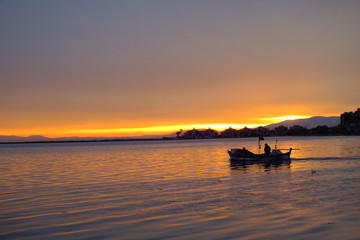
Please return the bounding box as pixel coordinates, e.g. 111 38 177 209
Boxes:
228 148 292 163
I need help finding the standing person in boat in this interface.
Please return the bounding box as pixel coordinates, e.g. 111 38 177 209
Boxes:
264 143 271 156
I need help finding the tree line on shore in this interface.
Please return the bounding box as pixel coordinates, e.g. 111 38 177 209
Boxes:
175 124 356 139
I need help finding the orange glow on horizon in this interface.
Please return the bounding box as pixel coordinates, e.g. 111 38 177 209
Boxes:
74 123 261 136
1 123 259 138
0 115 312 138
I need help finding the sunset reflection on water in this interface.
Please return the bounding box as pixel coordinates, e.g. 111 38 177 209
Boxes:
1 136 360 239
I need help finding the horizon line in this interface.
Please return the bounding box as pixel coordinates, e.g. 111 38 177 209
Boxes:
0 115 328 138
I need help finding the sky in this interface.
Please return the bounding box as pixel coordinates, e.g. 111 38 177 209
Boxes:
1 0 359 137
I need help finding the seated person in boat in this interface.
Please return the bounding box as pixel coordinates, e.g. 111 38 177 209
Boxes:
264 143 271 156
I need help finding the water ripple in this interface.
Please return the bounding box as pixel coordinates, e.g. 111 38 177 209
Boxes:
1 137 360 239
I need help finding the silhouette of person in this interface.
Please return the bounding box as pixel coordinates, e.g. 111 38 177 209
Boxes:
264 143 271 155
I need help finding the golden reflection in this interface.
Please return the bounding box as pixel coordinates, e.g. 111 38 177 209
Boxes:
230 161 291 174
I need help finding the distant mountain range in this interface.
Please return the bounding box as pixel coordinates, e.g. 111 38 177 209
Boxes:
0 116 341 143
265 116 340 129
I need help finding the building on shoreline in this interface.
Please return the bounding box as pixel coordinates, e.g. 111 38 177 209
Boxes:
340 108 360 134
181 128 218 139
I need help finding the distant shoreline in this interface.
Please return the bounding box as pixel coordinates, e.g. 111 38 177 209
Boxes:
1 134 359 145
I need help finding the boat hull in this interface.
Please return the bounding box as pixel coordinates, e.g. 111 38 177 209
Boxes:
228 148 292 163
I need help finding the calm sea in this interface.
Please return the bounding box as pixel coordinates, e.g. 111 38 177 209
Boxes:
1 136 360 240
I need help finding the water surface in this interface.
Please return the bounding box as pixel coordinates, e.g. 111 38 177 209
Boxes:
1 136 360 239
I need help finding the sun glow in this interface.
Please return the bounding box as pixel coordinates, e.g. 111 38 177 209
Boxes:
260 115 311 123
74 123 261 137
0 123 263 138
1 116 312 138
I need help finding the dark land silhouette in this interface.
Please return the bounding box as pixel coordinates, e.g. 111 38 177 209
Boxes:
178 108 360 139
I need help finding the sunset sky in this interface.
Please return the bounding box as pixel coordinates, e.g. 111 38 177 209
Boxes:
1 1 359 137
